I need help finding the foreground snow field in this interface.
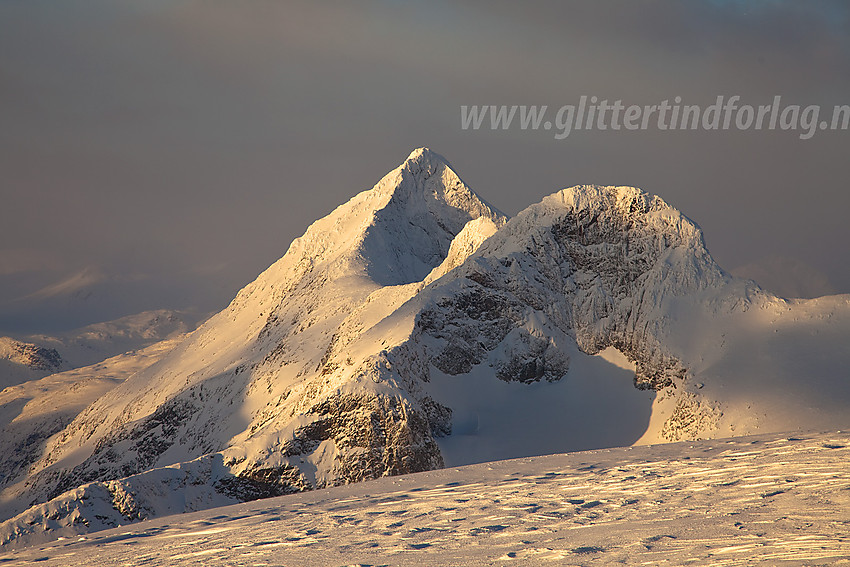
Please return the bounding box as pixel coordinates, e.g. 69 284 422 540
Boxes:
1 429 847 566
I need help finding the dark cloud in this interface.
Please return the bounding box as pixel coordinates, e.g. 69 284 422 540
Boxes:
1 0 848 333
731 255 837 299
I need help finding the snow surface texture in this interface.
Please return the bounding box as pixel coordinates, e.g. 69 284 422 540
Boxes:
1 148 849 549
1 430 848 565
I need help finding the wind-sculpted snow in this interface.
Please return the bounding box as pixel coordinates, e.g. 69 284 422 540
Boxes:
2 148 849 548
2 431 848 565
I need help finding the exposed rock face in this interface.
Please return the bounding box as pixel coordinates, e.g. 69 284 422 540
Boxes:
403 185 721 394
660 393 722 442
0 340 64 372
301 393 444 482
0 337 67 389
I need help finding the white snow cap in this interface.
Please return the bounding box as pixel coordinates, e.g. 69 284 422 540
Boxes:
542 184 706 246
404 147 449 166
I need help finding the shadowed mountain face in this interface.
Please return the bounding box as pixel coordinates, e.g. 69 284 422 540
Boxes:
2 148 849 549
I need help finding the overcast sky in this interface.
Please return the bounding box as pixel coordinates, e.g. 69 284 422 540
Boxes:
1 0 849 334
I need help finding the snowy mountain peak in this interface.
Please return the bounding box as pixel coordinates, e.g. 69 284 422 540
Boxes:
277 148 505 287
374 147 500 218
543 184 706 247
398 147 466 185
275 149 501 273
3 150 849 551
403 146 449 168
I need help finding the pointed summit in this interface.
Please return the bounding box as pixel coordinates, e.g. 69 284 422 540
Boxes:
372 148 493 211
405 146 449 165
398 147 455 179
348 148 505 285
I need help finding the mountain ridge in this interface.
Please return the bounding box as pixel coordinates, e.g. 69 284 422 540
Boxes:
0 309 199 391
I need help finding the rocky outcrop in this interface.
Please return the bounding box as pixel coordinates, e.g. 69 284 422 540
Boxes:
0 340 63 372
0 337 67 389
